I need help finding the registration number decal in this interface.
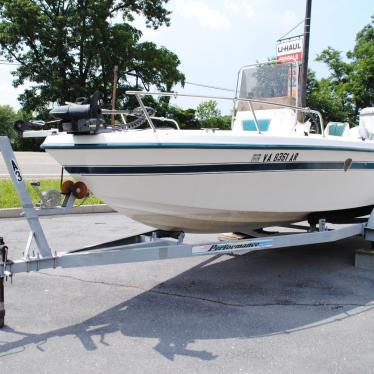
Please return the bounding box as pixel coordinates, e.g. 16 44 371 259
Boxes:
251 152 299 163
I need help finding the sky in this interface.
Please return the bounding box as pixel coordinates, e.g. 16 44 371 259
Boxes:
0 0 372 113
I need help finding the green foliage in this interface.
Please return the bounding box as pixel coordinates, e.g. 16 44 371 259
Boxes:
194 100 231 129
347 15 374 113
213 115 231 130
197 115 231 130
306 70 350 123
196 100 221 120
154 102 231 130
307 15 374 124
0 107 44 151
0 0 185 113
0 105 17 141
11 108 45 151
165 106 199 129
14 134 44 152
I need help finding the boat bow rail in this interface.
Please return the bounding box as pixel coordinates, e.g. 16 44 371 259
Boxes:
125 89 324 136
125 60 324 135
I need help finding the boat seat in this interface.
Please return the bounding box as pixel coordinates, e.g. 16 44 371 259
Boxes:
242 119 270 132
325 122 349 137
295 120 312 136
233 109 296 134
358 108 374 140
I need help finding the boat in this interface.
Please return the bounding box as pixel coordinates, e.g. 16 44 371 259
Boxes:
39 61 374 233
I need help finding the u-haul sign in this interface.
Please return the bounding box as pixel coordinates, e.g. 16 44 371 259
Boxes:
276 37 303 64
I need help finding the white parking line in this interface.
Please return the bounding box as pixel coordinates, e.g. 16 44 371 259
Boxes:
0 173 62 177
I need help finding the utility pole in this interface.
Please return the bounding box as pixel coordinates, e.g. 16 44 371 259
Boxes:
299 0 312 108
111 65 118 126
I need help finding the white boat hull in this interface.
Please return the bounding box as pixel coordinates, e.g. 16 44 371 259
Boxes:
42 130 374 232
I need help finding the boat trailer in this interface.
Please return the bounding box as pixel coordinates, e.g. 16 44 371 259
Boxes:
1 135 374 328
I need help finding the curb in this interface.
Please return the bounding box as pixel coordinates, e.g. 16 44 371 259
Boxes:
0 204 116 219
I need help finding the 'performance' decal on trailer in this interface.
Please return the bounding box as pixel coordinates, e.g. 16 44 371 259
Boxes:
193 239 273 254
11 159 23 182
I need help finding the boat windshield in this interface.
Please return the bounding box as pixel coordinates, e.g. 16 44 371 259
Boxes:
235 61 299 112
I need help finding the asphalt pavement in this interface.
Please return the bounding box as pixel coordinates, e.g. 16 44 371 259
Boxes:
0 151 63 178
1 213 374 373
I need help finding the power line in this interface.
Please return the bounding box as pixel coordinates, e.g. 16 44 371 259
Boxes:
277 19 305 41
185 81 235 93
0 62 236 94
0 60 21 66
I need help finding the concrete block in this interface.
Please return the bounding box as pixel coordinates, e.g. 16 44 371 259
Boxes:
355 249 374 270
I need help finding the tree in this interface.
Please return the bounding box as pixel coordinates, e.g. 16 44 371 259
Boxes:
0 106 42 151
313 47 353 122
306 70 351 123
196 100 221 121
0 105 17 140
165 106 199 129
347 15 374 115
307 15 374 124
195 100 230 129
0 0 185 113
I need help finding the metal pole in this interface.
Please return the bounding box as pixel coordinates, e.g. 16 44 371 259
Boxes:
248 101 261 134
0 278 4 328
0 237 6 328
0 137 52 257
126 90 319 112
134 94 157 131
299 0 312 108
111 65 118 126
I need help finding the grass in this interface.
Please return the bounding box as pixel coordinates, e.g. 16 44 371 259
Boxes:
0 179 102 208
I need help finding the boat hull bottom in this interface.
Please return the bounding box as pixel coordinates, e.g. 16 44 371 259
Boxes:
116 207 308 233
114 205 374 233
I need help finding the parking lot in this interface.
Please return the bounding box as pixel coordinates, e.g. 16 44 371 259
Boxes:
0 213 374 373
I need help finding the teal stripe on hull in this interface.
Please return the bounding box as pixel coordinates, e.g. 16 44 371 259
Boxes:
64 161 374 175
41 142 374 153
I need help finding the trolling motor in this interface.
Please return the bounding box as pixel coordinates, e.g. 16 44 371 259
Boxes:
14 90 157 135
47 90 157 133
50 91 104 134
14 91 104 135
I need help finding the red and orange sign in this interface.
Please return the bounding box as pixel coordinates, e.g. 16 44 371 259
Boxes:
276 37 303 65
